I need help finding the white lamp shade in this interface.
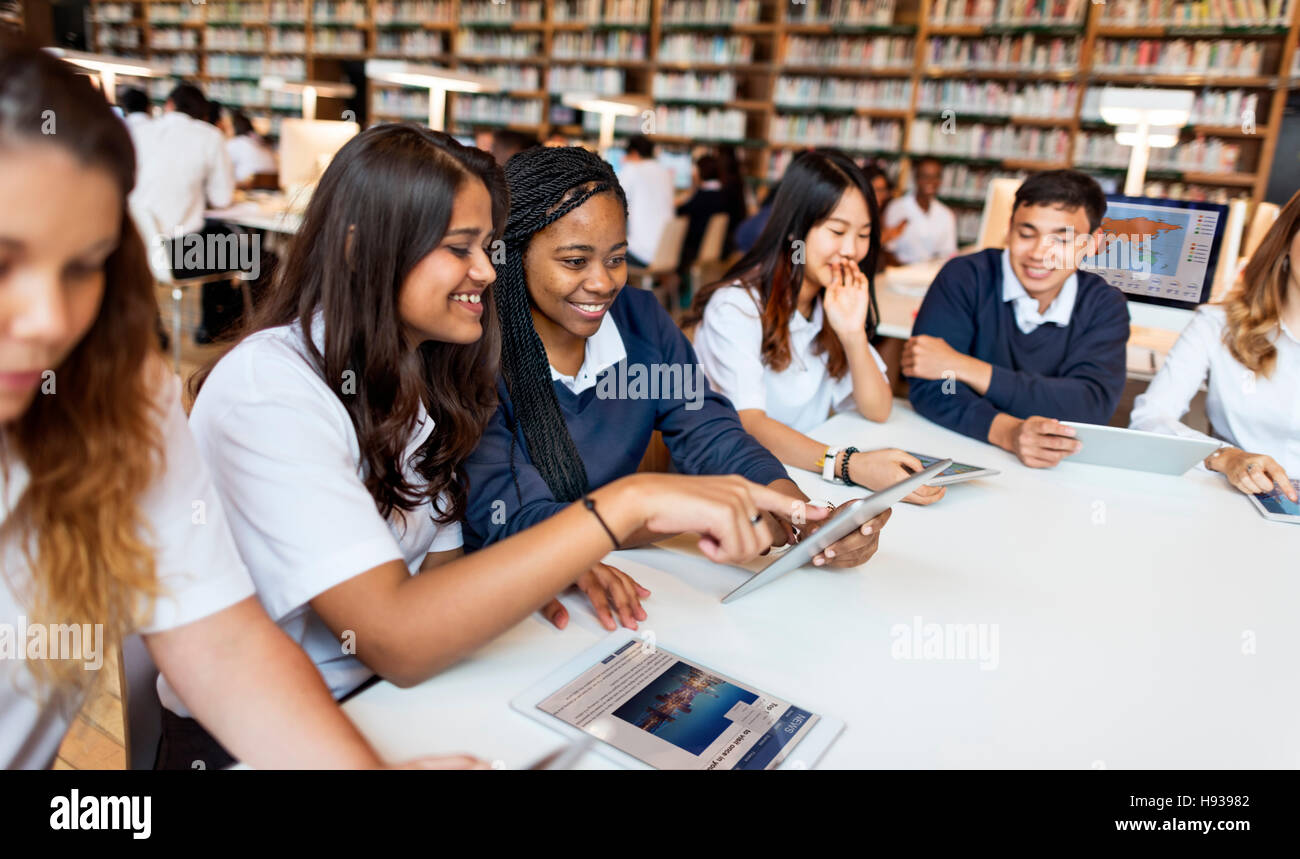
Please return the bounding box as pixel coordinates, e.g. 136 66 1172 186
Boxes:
364 60 499 94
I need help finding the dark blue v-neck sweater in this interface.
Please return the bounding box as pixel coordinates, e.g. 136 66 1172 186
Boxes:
907 248 1130 442
461 287 789 550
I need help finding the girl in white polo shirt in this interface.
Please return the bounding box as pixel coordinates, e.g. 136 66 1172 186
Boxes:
0 41 471 770
1131 188 1300 501
688 150 945 505
171 123 818 764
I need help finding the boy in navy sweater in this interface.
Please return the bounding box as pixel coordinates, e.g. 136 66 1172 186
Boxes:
903 170 1130 467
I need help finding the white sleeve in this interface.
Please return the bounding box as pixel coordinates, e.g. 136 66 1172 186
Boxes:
695 289 769 413
190 353 404 621
136 372 256 634
883 198 906 229
940 205 958 256
206 132 236 209
1129 307 1219 446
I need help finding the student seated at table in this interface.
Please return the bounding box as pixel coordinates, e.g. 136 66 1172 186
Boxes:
461 146 891 632
881 156 957 266
903 169 1130 468
223 109 277 189
685 149 945 505
1129 189 1300 501
0 39 479 770
178 123 821 764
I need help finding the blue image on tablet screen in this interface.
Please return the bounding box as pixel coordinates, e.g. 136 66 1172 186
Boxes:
1257 481 1300 516
612 661 756 756
909 452 979 476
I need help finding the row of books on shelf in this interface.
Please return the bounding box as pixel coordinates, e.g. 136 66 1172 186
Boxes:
774 76 912 110
311 0 368 24
374 0 451 25
95 26 142 49
784 35 913 68
558 0 651 24
1103 0 1291 26
770 114 903 149
598 105 747 141
938 165 1028 201
458 32 544 59
474 64 544 92
554 31 649 60
910 119 1072 161
785 0 898 25
1074 130 1240 171
918 80 1076 117
154 54 197 75
549 65 623 93
461 0 541 24
147 3 203 24
956 210 983 243
653 71 736 103
928 0 1087 24
660 34 752 63
90 4 136 24
451 95 545 126
1079 86 1258 127
923 34 1078 70
1092 38 1267 75
375 30 445 57
207 54 306 78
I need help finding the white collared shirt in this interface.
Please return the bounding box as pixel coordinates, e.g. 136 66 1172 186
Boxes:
1130 304 1300 475
693 282 888 434
883 193 957 265
2 371 255 768
1001 249 1079 335
617 158 676 264
550 310 628 394
165 312 462 708
130 111 235 236
225 133 278 183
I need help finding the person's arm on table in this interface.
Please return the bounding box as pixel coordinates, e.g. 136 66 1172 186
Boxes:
146 597 486 769
309 473 816 687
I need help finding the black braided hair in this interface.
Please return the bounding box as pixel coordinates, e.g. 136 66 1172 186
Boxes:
494 146 629 503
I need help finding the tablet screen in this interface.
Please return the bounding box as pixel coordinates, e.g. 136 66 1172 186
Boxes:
536 639 820 770
909 452 983 476
1255 480 1300 517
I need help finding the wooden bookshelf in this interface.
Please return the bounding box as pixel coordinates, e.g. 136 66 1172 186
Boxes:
85 0 1299 215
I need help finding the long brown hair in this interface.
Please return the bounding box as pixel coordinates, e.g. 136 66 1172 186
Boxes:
684 148 880 378
1223 190 1300 377
0 38 164 691
192 123 507 524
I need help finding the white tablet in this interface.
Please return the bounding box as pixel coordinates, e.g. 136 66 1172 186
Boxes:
1248 480 1300 524
721 458 952 604
511 630 844 770
906 452 1000 485
1057 421 1219 475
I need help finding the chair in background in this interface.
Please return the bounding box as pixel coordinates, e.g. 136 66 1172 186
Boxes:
119 635 162 770
1241 201 1281 264
131 201 251 373
974 177 1023 250
628 214 688 311
690 212 730 290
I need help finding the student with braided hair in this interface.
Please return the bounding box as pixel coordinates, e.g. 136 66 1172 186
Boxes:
461 146 892 633
174 124 815 764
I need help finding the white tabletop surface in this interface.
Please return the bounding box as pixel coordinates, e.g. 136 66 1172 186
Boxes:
206 193 302 234
341 400 1297 769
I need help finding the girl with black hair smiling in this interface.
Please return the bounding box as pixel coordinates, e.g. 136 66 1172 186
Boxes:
460 146 891 633
688 149 945 506
177 125 813 765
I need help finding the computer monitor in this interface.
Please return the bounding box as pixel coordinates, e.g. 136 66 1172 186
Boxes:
278 118 359 190
658 150 694 190
1080 194 1228 311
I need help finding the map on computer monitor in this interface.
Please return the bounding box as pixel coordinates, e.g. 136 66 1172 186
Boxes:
1080 196 1227 309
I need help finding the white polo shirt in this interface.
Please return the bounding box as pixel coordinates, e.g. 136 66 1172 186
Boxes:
225 134 278 184
617 157 676 264
1001 249 1078 335
693 282 888 434
550 310 627 394
883 193 958 265
163 314 463 709
2 370 255 769
130 111 235 236
1130 304 1300 475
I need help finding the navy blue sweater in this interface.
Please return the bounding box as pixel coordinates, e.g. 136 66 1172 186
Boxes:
462 286 789 549
907 248 1130 442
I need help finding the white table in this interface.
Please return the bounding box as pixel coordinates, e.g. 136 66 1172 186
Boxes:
206 194 302 234
342 401 1297 769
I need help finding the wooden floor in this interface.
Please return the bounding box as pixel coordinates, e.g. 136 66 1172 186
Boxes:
53 333 220 770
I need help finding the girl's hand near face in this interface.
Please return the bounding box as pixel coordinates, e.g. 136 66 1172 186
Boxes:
823 259 871 342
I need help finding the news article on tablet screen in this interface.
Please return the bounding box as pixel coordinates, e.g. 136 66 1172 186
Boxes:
537 639 819 770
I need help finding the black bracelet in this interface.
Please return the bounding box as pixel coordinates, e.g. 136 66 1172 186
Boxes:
582 494 621 550
840 446 859 487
